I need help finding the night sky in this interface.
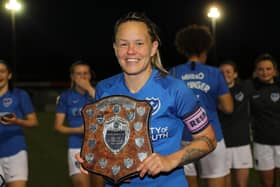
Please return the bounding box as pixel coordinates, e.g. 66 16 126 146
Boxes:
0 1 279 82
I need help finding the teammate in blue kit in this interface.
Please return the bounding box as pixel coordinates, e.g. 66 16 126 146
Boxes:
169 24 233 187
76 12 217 187
54 61 104 187
0 60 38 187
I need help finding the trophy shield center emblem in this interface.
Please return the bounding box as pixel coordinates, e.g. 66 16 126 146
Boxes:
103 115 130 154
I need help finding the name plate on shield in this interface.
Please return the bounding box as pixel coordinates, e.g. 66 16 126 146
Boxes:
80 95 153 184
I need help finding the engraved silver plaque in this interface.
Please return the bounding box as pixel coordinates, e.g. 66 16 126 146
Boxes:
103 115 130 155
135 137 144 148
124 158 134 169
98 159 107 169
88 139 96 149
85 153 94 163
89 124 97 133
138 152 148 162
112 165 120 176
134 122 143 132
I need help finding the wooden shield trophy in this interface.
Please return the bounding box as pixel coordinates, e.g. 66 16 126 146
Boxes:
80 95 153 185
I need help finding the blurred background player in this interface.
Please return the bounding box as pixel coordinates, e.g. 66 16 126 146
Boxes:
0 60 38 187
250 54 280 187
219 60 253 187
170 24 233 187
54 61 104 187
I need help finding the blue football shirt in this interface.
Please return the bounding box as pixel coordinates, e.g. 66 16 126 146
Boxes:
56 89 94 148
96 69 205 187
0 89 35 157
170 62 230 141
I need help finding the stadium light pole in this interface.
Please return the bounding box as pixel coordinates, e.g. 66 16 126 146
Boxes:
207 6 220 65
5 0 22 78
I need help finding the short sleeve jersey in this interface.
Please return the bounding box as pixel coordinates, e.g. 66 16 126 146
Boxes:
169 62 229 141
56 89 94 148
0 88 35 157
96 69 206 187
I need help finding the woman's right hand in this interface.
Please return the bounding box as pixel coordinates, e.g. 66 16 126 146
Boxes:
75 78 95 97
75 153 89 174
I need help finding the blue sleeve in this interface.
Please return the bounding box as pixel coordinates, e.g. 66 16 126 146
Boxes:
95 83 102 100
175 81 199 118
174 81 209 137
19 90 35 115
56 93 67 113
217 70 230 96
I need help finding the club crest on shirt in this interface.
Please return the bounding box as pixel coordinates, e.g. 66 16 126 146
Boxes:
145 97 161 116
72 107 81 116
3 97 13 107
270 93 280 102
234 91 244 102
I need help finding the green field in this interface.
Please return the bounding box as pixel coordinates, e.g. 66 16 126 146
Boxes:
24 112 261 187
25 112 72 187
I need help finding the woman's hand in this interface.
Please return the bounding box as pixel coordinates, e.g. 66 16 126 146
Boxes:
75 78 95 97
75 153 89 174
137 153 176 178
0 113 17 125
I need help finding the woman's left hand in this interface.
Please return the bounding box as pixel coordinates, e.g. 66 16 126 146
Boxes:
137 153 175 178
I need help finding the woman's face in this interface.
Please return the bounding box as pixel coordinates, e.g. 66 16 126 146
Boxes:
0 63 11 90
220 64 237 86
255 60 276 83
71 64 91 84
113 21 158 76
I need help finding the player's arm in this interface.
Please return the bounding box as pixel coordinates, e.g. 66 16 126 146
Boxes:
137 124 216 177
74 78 96 98
0 112 38 127
54 113 84 134
137 105 216 177
217 71 234 113
217 93 233 114
174 124 216 166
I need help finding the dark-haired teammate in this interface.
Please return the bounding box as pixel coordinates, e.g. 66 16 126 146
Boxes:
170 24 233 187
219 60 253 187
250 54 280 187
0 60 38 187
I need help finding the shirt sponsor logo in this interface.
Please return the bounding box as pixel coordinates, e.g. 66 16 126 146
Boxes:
150 126 168 141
